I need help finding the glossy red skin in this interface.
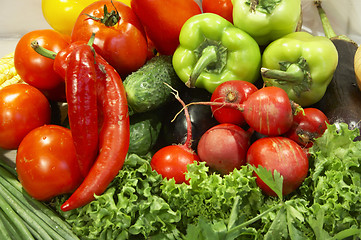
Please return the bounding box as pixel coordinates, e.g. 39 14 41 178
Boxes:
54 41 85 79
247 137 309 196
202 0 233 23
131 0 201 55
16 125 83 201
65 44 98 178
151 145 199 184
284 108 329 148
211 80 258 126
14 29 69 91
71 0 148 77
40 81 67 102
243 86 293 136
197 123 251 175
61 54 130 212
0 84 51 150
146 35 157 61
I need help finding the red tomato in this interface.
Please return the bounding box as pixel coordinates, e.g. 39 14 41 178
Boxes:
211 80 258 126
284 108 329 148
131 0 201 55
202 0 233 23
247 137 309 196
0 84 51 150
14 29 69 92
242 86 293 136
151 145 199 184
197 123 251 175
71 0 148 78
16 125 83 201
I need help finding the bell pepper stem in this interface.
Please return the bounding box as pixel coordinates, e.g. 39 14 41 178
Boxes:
249 0 259 12
261 65 305 83
186 45 218 88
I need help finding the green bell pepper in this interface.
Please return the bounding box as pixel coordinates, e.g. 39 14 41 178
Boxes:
172 13 261 93
261 31 338 106
232 0 302 46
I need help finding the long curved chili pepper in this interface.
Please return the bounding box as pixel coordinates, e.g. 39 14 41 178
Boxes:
65 44 98 178
31 36 130 211
60 54 130 211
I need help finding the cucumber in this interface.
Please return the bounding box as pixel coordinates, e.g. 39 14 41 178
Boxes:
128 111 162 156
124 55 182 113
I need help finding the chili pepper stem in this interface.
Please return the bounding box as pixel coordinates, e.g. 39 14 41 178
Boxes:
186 45 218 88
314 0 357 45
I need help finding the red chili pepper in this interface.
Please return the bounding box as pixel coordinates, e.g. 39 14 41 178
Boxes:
60 54 130 211
31 36 130 211
65 44 98 178
53 41 84 80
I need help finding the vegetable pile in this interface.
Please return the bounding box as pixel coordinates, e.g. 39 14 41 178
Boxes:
0 0 361 239
48 123 361 239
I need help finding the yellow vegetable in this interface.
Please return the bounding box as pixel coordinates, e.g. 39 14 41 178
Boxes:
42 0 131 36
0 52 24 89
354 44 361 91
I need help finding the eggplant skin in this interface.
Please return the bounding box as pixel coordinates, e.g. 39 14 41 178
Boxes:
159 87 218 151
311 39 361 140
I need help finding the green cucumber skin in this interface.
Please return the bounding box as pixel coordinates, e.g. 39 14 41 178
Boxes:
128 111 162 156
124 55 182 113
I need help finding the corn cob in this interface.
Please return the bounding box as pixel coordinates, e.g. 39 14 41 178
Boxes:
0 52 24 89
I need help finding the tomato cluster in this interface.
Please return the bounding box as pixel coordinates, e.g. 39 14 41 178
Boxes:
152 80 329 197
207 81 329 196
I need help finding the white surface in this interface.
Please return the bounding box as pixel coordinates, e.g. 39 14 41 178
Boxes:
301 0 361 44
0 0 50 57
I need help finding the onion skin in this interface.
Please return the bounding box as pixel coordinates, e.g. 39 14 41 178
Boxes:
354 45 361 91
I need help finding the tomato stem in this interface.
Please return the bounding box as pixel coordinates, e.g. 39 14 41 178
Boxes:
84 0 121 27
30 41 56 60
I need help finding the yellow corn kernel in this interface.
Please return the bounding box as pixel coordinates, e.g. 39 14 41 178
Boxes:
0 52 24 89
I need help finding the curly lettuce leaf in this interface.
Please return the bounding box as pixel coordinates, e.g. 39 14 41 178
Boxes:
160 162 265 230
50 154 181 239
50 154 265 239
304 123 361 236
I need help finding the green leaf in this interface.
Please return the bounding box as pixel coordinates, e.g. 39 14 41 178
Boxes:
307 205 331 240
264 206 288 240
304 123 361 235
184 224 203 240
285 203 306 240
331 228 361 240
227 196 240 230
252 165 284 200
